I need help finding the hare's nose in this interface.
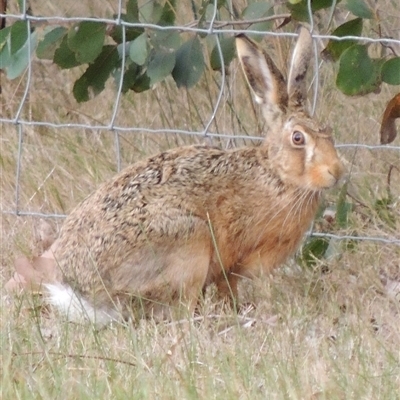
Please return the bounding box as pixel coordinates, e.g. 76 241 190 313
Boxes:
328 160 345 183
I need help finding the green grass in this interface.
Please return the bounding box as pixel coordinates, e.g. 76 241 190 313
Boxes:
1 0 400 398
2 261 400 399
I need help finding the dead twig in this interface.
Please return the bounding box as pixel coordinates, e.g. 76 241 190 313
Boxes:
13 351 137 367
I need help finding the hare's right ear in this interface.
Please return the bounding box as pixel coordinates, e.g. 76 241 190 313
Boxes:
287 26 313 111
236 34 288 117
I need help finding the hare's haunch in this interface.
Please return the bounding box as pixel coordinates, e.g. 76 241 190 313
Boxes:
46 27 344 326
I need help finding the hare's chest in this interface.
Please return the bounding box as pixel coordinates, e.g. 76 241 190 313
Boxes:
224 194 317 267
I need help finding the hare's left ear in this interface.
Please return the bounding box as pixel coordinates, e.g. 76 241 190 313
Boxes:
235 34 288 113
287 26 313 111
235 33 290 134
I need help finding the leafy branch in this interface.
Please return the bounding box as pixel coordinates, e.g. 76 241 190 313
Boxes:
0 0 399 103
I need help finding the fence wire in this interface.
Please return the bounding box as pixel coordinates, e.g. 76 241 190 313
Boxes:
1 1 400 247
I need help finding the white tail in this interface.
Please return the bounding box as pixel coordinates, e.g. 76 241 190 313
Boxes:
45 283 119 328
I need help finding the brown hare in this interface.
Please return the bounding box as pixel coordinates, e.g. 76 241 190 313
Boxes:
43 27 344 326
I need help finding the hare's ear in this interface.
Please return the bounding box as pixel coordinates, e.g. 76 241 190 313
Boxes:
287 26 313 111
236 34 288 115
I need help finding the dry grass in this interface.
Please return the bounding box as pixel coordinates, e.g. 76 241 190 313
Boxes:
1 1 400 399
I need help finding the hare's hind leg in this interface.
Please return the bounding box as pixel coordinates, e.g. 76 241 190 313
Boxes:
158 239 213 313
122 233 213 319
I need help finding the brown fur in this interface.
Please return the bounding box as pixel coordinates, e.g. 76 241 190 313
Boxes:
45 27 344 321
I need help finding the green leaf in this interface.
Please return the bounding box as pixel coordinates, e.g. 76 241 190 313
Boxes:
10 21 29 55
150 30 181 52
243 2 271 19
126 0 139 22
242 2 274 38
336 44 381 96
298 237 330 268
113 63 142 94
345 0 373 19
197 0 210 27
210 37 235 70
0 41 11 69
322 18 363 61
0 26 10 51
17 0 24 12
140 1 164 24
172 37 205 88
6 31 37 79
288 0 339 21
147 50 176 85
129 33 148 65
110 0 141 42
336 185 353 229
120 63 139 93
37 26 67 60
381 58 400 85
310 0 339 10
0 28 11 68
110 21 144 44
131 72 151 92
337 205 353 230
197 2 225 36
159 0 176 26
68 21 106 64
197 1 224 31
53 34 81 69
73 45 119 102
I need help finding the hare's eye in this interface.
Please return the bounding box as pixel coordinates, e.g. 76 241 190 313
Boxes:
292 131 305 146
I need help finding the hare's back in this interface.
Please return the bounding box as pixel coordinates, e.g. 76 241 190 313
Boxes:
55 145 234 259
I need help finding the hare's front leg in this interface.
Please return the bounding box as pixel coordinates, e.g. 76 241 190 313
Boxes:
214 272 239 307
211 249 278 309
204 265 239 309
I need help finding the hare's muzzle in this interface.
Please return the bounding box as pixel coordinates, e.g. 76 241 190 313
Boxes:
314 156 345 189
327 159 345 186
307 148 345 190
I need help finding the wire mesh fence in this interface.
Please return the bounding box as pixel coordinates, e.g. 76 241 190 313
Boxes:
1 1 400 246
